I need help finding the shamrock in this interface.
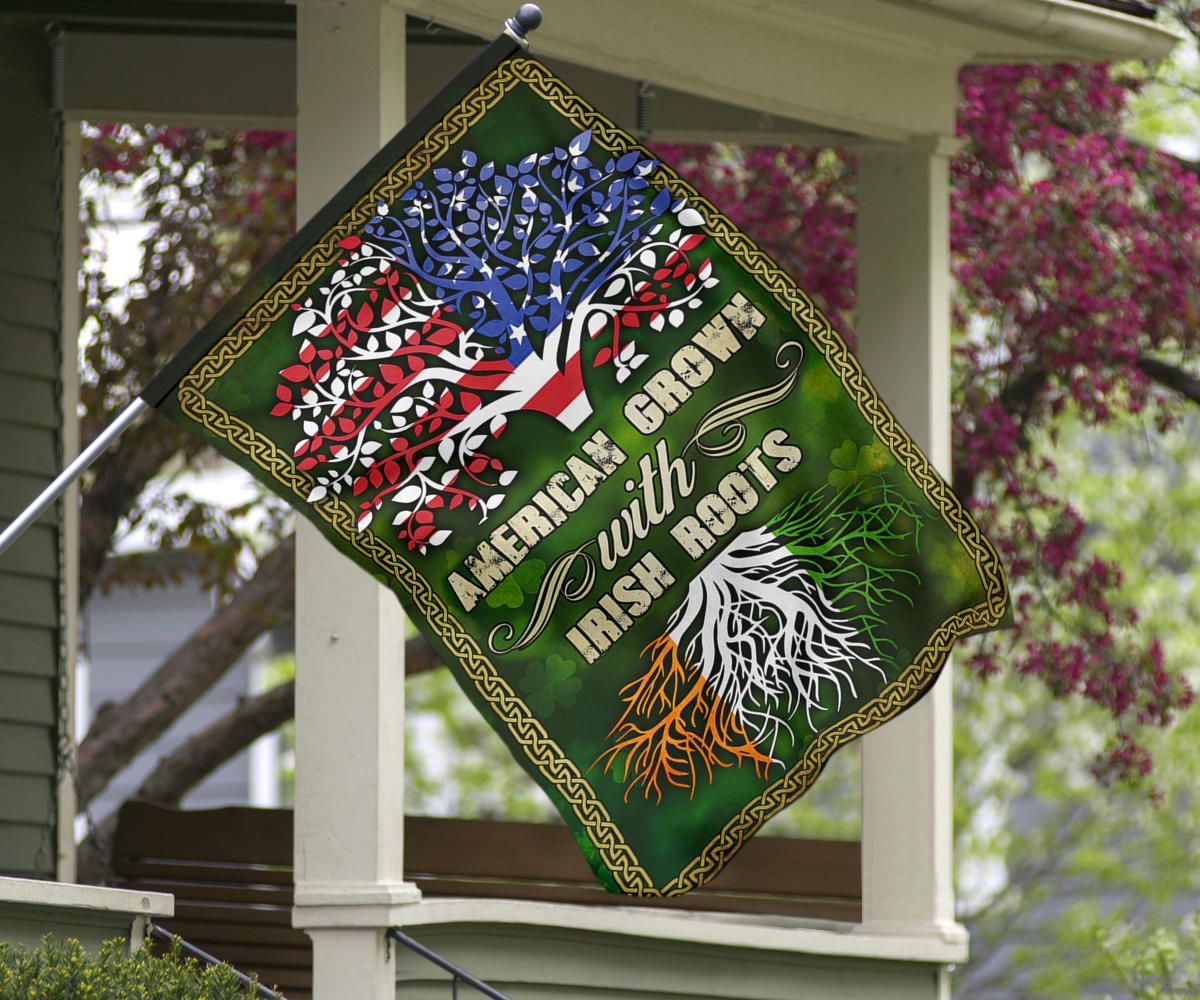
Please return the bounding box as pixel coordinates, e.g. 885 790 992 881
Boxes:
485 558 547 610
520 654 582 716
828 439 889 490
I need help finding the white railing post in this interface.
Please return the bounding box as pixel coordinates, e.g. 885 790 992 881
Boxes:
856 138 966 966
291 3 419 998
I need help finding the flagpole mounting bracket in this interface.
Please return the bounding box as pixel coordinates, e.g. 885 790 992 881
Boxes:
503 4 542 49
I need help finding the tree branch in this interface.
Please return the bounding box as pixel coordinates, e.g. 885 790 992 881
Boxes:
75 633 442 884
1136 353 1200 405
142 682 296 805
77 534 296 807
78 417 200 607
952 351 1200 502
104 632 439 811
953 362 1047 501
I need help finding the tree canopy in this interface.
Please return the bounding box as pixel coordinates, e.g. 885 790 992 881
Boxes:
658 55 1200 783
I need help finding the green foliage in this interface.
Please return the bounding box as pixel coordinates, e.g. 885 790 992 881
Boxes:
954 413 1200 998
1121 11 1200 156
0 936 257 1000
404 666 556 822
760 742 861 840
1101 915 1200 999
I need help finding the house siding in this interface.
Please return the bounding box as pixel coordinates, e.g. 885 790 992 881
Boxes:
0 24 64 878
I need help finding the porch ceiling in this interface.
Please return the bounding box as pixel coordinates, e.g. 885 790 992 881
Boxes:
398 0 1181 139
6 0 1182 141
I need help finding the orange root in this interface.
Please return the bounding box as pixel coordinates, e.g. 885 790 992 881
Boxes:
594 635 772 803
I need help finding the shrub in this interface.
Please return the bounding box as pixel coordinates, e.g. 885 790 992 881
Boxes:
0 934 259 999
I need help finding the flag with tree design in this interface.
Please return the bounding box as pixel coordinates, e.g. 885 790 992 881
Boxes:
143 37 1008 894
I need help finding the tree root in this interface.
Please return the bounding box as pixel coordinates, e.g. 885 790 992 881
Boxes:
594 635 772 802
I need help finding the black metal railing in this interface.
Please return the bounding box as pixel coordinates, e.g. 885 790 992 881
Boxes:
149 921 512 999
148 924 284 1000
389 927 512 999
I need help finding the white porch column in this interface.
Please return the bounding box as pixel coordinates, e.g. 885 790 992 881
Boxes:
291 3 419 998
855 140 965 961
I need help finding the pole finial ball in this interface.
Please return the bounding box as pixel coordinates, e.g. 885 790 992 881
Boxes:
513 4 543 34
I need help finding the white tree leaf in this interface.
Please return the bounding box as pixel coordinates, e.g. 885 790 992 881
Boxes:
438 436 455 463
668 309 685 328
303 420 318 436
395 484 423 504
677 207 704 227
428 529 452 547
650 313 665 332
306 485 327 503
292 311 316 336
499 469 517 486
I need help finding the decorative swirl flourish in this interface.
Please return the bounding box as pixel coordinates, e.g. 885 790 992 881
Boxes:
489 545 598 654
686 340 805 458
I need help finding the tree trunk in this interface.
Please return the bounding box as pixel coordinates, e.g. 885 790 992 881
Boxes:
77 534 296 807
75 634 441 883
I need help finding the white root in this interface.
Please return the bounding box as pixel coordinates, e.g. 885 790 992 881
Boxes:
665 526 886 760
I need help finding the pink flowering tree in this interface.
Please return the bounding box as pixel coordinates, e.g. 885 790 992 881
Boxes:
657 59 1199 783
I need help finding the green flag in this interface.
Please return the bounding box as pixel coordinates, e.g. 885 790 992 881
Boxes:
144 36 1008 895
